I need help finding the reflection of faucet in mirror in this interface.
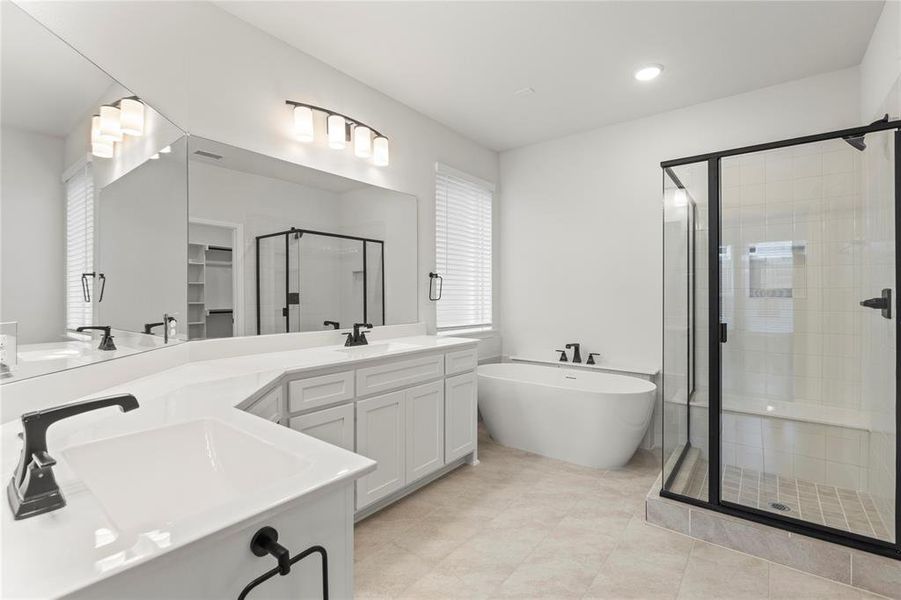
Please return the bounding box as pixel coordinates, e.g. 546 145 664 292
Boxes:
76 326 117 351
323 321 340 330
144 315 177 343
7 394 139 519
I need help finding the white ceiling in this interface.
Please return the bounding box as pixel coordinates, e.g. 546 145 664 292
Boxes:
1 2 114 138
218 1 884 151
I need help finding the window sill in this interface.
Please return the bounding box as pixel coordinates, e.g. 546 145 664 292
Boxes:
437 327 498 339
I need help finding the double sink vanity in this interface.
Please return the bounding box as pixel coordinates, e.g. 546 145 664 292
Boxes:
0 5 479 598
1 330 479 598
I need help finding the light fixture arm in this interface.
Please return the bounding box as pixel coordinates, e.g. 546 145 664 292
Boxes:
285 100 387 140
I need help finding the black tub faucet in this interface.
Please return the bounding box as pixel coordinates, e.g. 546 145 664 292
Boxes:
345 323 373 347
555 349 568 362
587 353 600 365
565 343 582 363
7 394 139 519
76 325 116 351
323 321 340 330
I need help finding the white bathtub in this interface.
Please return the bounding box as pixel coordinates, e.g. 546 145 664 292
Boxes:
478 363 657 469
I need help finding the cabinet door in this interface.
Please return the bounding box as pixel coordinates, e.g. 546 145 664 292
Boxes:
289 403 354 451
404 381 444 483
445 371 477 462
355 391 405 509
246 386 283 424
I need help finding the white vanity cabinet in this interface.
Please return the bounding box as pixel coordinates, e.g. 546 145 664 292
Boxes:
251 341 479 515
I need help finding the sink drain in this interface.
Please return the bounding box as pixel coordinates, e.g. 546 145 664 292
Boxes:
769 502 791 512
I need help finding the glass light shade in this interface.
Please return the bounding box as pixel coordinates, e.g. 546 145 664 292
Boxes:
354 126 372 158
294 106 315 142
327 114 346 150
373 136 389 166
90 115 102 143
92 140 114 159
99 105 123 142
119 98 145 136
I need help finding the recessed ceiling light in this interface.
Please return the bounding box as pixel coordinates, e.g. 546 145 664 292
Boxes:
634 64 663 82
514 86 536 97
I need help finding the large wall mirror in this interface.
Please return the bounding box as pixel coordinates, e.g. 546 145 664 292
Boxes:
187 138 418 339
0 3 187 382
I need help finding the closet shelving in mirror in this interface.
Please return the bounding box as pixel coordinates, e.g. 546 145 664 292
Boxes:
286 100 389 166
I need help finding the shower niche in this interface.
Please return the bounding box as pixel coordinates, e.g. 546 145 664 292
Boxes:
661 119 901 559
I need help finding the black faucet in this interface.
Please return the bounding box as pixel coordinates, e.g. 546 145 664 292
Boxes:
7 394 139 520
323 320 340 330
76 325 116 351
555 349 569 362
345 323 373 347
565 343 582 363
587 353 600 365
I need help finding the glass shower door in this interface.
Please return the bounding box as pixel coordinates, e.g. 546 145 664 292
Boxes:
718 131 896 542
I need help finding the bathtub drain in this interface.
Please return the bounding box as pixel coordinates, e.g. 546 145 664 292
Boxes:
769 502 791 512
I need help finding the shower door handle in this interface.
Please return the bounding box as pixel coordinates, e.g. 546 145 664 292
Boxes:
860 288 892 319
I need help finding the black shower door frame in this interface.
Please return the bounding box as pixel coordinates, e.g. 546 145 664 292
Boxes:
255 227 386 334
660 118 901 560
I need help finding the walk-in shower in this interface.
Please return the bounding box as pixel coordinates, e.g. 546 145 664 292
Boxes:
662 118 901 558
256 228 385 334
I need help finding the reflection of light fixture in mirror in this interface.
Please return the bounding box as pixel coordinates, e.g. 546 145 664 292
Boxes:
327 114 346 150
149 153 160 160
286 100 389 166
373 136 389 167
91 115 114 158
159 145 171 154
119 98 145 136
354 125 372 158
99 105 123 142
294 105 314 142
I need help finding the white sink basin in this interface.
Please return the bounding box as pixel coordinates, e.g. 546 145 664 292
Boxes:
63 419 309 532
334 342 418 358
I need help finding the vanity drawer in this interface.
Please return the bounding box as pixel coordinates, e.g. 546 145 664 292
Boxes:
246 386 283 423
288 370 355 413
355 354 445 397
445 347 478 375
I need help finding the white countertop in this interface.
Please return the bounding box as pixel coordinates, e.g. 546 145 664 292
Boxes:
1 334 477 599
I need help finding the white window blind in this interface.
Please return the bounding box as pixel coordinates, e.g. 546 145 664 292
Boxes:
65 163 94 330
435 165 493 331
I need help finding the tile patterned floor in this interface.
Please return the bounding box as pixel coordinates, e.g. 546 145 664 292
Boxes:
669 453 892 541
354 432 883 599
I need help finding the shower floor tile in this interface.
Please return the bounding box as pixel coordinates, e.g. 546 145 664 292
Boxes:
669 458 892 542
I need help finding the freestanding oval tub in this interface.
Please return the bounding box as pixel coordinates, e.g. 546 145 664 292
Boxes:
478 363 656 469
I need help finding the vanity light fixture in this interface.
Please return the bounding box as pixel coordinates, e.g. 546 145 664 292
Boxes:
119 97 145 136
293 105 315 142
90 96 147 159
99 105 123 142
634 64 663 81
286 100 390 167
327 114 347 150
90 116 114 159
354 125 372 158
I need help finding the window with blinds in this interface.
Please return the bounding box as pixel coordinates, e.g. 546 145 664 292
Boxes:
65 163 94 330
435 165 493 331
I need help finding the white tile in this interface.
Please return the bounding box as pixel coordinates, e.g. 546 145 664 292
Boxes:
825 461 860 489
826 436 861 466
793 455 826 483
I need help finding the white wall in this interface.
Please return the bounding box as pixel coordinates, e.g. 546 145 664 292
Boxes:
20 0 500 355
0 127 66 343
860 0 901 122
499 68 862 371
